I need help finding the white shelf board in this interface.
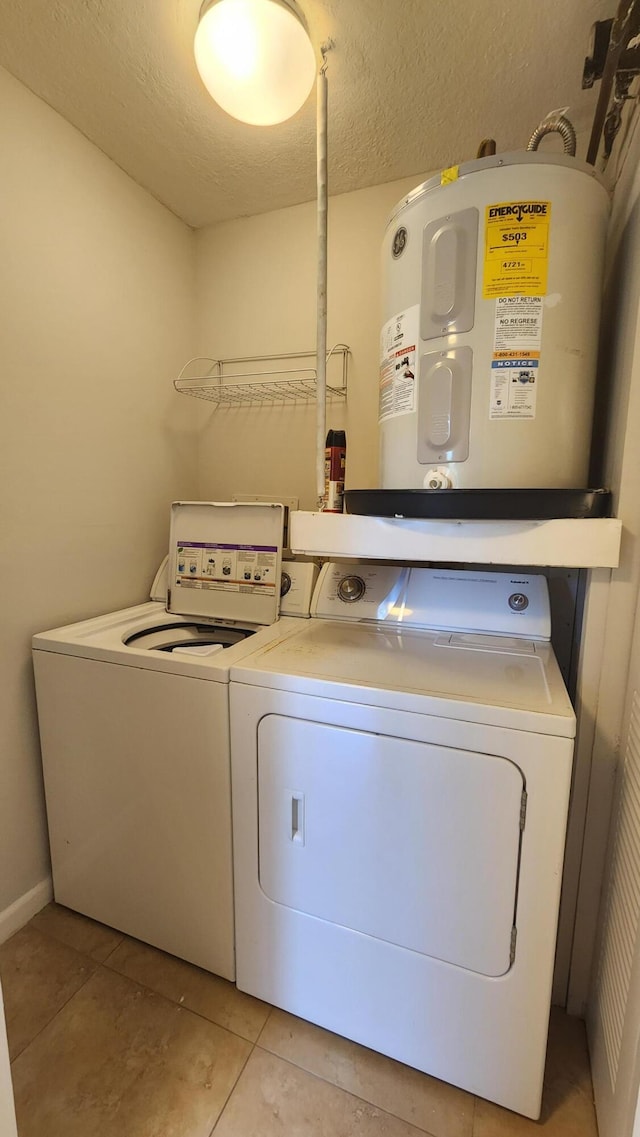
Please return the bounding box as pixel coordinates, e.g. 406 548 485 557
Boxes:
290 511 622 568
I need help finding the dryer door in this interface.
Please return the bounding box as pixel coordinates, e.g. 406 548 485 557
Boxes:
257 715 524 977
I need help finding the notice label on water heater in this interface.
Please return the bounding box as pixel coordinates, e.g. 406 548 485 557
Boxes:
483 201 551 298
489 295 543 419
489 359 538 419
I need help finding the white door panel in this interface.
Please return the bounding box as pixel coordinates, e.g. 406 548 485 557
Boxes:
258 715 524 976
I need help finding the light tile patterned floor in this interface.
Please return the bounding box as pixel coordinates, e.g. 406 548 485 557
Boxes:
0 904 598 1136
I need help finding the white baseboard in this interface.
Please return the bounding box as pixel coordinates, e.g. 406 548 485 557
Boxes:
0 878 53 945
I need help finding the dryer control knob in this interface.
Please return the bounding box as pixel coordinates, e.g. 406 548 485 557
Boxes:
338 575 366 603
508 592 529 611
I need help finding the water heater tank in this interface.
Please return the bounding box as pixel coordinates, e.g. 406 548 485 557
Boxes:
379 152 609 491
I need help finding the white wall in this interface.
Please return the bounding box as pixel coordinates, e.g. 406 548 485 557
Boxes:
0 67 197 918
194 175 429 505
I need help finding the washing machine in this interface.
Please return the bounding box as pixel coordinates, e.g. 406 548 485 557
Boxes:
229 562 576 1118
32 502 317 979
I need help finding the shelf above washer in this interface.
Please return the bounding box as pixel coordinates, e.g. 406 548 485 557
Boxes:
173 345 349 406
289 511 622 568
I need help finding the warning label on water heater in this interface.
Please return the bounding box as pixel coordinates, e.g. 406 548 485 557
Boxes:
490 295 543 419
483 201 551 298
379 306 419 423
493 295 543 352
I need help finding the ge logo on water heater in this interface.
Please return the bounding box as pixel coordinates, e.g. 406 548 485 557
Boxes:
392 227 408 258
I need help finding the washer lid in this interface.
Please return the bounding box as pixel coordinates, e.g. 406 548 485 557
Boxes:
168 501 284 626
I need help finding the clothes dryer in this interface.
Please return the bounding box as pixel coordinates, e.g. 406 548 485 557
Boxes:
229 562 575 1118
32 503 315 978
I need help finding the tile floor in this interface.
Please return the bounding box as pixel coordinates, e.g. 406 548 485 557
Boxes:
0 903 598 1136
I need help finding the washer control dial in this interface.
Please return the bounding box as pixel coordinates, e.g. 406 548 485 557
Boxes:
337 575 366 603
508 592 529 612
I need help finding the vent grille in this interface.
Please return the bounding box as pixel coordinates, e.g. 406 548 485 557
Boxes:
596 690 640 1091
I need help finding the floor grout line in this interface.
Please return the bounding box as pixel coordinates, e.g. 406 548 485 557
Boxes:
207 1039 256 1136
98 936 126 965
7 960 97 1067
249 1044 442 1137
5 913 268 1051
23 909 273 1047
20 910 125 968
98 958 270 1045
254 1004 274 1046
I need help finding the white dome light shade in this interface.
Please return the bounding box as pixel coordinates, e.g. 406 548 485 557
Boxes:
194 0 316 126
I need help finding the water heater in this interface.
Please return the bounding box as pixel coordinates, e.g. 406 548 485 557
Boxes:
379 152 609 492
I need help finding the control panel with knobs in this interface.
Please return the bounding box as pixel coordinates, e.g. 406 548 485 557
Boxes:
337 575 366 603
312 563 409 621
311 561 551 638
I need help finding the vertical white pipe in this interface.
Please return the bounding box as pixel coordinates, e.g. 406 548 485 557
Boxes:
316 62 328 508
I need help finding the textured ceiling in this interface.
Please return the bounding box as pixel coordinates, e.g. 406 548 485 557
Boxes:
0 0 613 228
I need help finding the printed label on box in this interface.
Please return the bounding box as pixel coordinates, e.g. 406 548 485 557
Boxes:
175 542 277 594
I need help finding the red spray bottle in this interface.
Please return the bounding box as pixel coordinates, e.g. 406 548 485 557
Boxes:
323 429 346 512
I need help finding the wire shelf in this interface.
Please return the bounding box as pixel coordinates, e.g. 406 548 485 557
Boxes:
173 345 349 407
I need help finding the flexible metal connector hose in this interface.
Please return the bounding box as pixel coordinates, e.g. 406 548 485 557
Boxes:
527 113 577 156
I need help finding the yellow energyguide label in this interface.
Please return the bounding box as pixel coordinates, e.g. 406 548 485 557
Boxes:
483 200 551 298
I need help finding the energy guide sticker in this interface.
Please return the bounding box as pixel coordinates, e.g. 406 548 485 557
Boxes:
483 201 551 298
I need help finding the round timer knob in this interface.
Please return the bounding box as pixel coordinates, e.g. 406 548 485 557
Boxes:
338 575 366 603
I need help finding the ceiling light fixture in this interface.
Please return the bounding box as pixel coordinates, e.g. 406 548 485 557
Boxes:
194 0 316 125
